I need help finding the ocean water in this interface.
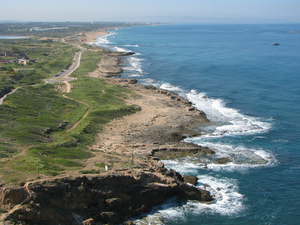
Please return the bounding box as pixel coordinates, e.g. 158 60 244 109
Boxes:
0 36 28 39
94 24 300 225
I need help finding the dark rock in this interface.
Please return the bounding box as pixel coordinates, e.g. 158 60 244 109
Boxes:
144 86 157 90
43 127 53 134
119 52 135 56
187 107 197 111
178 183 212 202
1 168 212 224
106 198 122 209
128 79 137 84
213 157 231 164
166 169 184 182
118 78 137 84
58 121 68 129
183 175 198 186
0 187 29 210
101 211 119 223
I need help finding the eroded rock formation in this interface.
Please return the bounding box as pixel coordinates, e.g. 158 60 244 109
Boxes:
0 160 212 224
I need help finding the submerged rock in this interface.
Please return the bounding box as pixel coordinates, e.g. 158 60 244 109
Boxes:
213 157 232 164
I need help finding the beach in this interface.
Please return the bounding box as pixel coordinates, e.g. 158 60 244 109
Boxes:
82 30 107 44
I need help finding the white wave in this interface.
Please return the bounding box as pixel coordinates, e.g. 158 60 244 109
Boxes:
159 83 182 92
195 175 244 215
141 81 271 139
112 46 130 52
272 139 289 143
129 74 143 77
140 78 161 88
144 82 271 138
94 32 115 45
181 140 277 170
94 36 109 44
163 160 245 215
125 44 140 47
162 141 277 173
186 90 271 137
123 56 144 75
133 174 244 224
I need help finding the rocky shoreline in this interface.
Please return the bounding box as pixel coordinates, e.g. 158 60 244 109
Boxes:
0 51 217 225
0 161 212 225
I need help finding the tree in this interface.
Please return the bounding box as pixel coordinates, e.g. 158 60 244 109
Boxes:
10 45 20 57
7 66 14 73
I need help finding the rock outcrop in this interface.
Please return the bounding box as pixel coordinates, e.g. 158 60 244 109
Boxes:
213 157 232 164
0 161 212 224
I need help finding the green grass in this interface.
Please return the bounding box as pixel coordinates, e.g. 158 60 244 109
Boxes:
0 85 84 144
0 39 78 90
0 49 140 182
79 169 100 174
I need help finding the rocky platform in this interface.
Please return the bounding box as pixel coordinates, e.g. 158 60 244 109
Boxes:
0 160 212 225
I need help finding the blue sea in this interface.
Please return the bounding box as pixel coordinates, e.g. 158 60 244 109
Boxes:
94 24 300 225
0 36 28 39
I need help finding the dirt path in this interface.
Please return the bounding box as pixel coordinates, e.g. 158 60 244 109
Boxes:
63 81 71 93
62 94 91 132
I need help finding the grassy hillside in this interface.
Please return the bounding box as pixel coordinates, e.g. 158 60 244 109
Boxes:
0 38 77 90
0 47 140 184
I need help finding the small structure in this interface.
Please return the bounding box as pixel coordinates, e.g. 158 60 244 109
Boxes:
18 59 29 65
4 52 12 57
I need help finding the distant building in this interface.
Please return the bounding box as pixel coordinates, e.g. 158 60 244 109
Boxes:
18 59 29 65
4 52 12 57
30 27 68 31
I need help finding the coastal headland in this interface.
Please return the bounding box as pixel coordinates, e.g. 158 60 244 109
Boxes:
0 30 217 225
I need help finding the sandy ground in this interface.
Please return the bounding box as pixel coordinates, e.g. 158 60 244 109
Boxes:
81 77 210 172
81 30 107 44
76 46 210 172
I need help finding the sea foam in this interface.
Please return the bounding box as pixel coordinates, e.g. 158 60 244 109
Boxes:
185 90 271 137
132 173 245 224
123 56 144 75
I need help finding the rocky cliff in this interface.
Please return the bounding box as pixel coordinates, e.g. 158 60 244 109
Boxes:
0 160 212 225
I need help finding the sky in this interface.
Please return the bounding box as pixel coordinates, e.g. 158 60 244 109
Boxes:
1 0 300 23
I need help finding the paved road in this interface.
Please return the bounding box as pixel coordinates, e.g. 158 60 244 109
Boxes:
1 45 86 105
44 45 86 84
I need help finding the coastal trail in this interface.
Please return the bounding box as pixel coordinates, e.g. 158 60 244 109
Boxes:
62 94 91 132
62 89 105 132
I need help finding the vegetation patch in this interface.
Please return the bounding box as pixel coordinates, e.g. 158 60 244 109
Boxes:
0 44 140 183
0 38 78 93
79 169 100 174
28 145 94 159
